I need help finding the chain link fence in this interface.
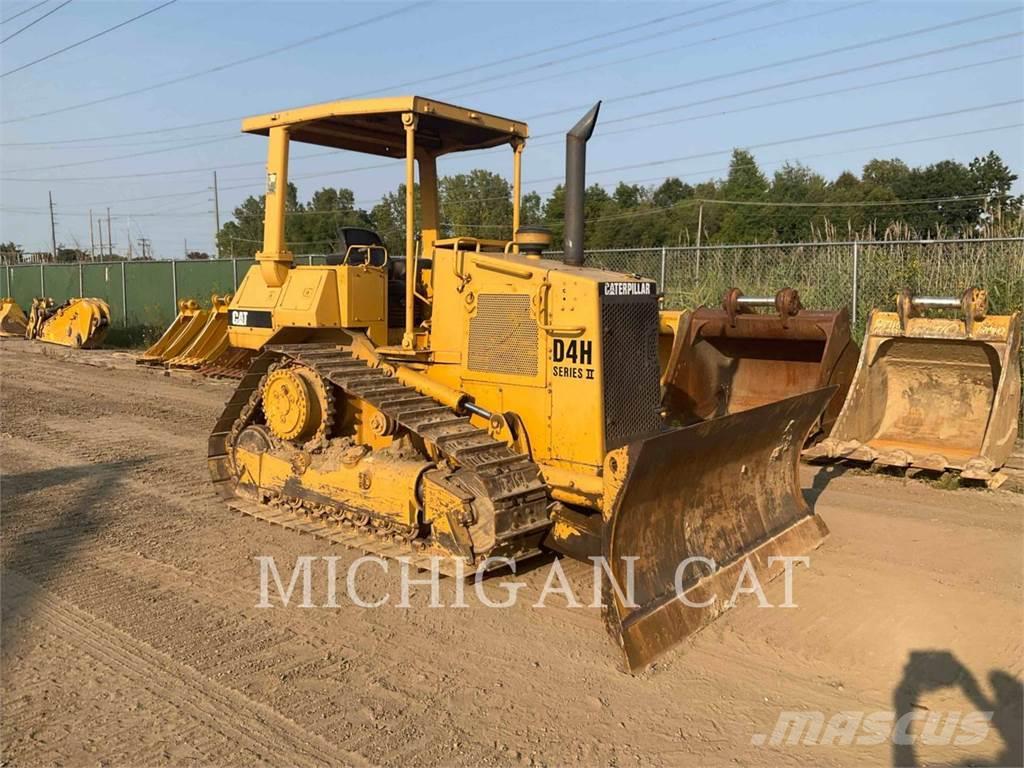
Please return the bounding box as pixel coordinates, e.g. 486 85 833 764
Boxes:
554 237 1023 335
561 237 1023 431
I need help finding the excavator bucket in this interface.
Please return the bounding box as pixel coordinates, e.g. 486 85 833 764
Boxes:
601 387 834 673
804 288 1022 484
26 297 111 349
662 288 858 442
167 295 232 369
0 298 28 337
137 300 207 366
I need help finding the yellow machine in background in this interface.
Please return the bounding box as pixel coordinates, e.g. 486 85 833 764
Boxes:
804 288 1021 485
209 95 832 672
0 298 28 337
25 297 110 349
139 295 253 377
138 299 206 365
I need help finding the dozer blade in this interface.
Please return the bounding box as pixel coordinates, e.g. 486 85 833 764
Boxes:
0 298 28 337
662 288 858 441
602 387 834 673
167 296 231 369
804 289 1022 482
137 300 205 365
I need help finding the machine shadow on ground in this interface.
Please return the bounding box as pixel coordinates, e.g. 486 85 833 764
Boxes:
803 462 853 507
891 649 1023 768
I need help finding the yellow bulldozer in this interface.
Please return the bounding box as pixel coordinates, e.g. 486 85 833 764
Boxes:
24 297 110 348
804 288 1022 485
208 96 834 672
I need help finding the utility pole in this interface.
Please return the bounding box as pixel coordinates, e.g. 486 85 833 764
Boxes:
184 238 188 258
137 237 151 260
89 210 95 260
48 191 57 261
98 218 104 257
106 208 113 258
212 170 221 257
695 203 704 280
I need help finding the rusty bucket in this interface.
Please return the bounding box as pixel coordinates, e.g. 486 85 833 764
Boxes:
662 288 858 441
803 288 1022 484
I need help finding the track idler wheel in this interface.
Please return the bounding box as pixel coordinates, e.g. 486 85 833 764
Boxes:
262 366 330 442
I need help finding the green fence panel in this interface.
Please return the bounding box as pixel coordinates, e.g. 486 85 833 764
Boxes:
233 259 256 289
124 261 175 329
176 259 235 303
43 264 80 304
1 266 9 296
9 265 42 309
82 262 126 326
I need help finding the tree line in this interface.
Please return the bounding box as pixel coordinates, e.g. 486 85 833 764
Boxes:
214 148 1022 258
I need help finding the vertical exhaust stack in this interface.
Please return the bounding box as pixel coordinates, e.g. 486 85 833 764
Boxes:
563 102 601 267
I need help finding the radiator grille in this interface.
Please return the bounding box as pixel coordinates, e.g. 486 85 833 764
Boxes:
468 294 538 376
601 291 664 449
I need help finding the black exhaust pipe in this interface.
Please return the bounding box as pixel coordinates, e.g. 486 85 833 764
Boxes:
564 101 601 267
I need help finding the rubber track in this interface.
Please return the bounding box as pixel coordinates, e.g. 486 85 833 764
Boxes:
208 343 550 568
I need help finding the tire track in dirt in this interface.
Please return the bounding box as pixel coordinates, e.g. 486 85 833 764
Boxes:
3 570 372 767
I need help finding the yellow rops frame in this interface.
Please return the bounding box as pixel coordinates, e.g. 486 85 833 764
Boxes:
241 96 530 348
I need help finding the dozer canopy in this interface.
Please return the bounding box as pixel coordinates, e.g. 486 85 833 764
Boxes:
662 288 858 441
804 288 1022 484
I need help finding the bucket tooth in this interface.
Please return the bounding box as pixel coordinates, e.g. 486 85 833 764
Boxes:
876 449 913 468
913 454 950 473
845 442 878 463
961 457 996 482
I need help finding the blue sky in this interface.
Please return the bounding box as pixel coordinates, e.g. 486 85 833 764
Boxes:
1 0 1021 257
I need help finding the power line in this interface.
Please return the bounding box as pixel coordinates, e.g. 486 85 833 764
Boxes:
0 2 432 125
522 99 1024 185
0 4 725 146
9 122 1019 222
343 0 738 97
1 0 178 77
446 0 869 100
525 6 1023 120
0 116 242 146
3 135 243 173
1 0 49 25
0 0 71 44
437 0 788 98
530 47 1024 145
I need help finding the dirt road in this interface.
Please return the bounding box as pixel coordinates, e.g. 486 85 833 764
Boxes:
2 339 1021 767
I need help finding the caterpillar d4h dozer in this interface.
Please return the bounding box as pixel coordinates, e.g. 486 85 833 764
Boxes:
208 96 833 672
661 288 858 443
804 288 1022 485
0 298 28 337
26 297 110 348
